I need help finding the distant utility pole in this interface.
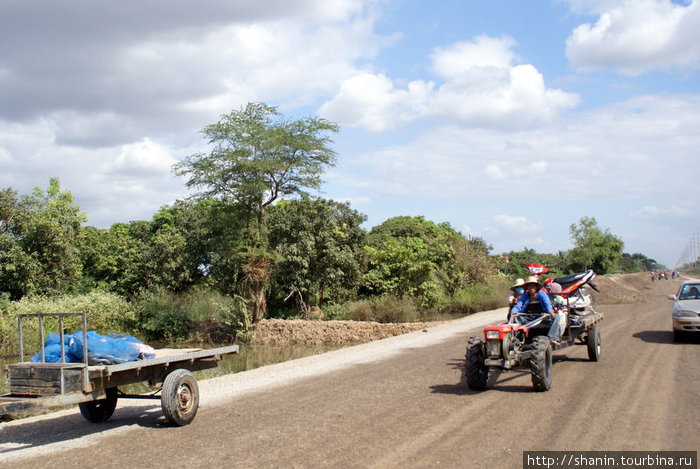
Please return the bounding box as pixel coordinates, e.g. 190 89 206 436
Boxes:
676 233 700 270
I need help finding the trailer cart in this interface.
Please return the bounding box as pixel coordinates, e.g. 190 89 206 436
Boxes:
1 312 238 426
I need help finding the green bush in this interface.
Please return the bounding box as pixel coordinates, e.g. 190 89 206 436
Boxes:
188 289 252 343
0 291 137 358
134 288 193 341
321 303 350 320
134 287 251 343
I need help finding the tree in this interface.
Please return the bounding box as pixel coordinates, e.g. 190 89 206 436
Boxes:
565 216 624 274
501 248 565 278
362 216 496 307
618 252 658 272
267 198 366 315
0 179 86 298
79 224 144 295
172 102 339 321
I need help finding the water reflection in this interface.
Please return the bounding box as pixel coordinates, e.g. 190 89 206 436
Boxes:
0 343 345 395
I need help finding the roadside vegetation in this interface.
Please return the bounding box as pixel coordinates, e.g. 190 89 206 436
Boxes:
0 102 665 357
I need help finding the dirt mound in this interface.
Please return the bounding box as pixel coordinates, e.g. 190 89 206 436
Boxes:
251 273 671 346
251 319 439 346
594 272 653 304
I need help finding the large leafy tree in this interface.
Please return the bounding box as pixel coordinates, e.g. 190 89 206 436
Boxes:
618 252 658 273
267 198 366 315
172 102 339 321
0 179 85 298
363 216 496 307
0 188 40 299
80 200 221 295
80 224 145 295
565 216 624 274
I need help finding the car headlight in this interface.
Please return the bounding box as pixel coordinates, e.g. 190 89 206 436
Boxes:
486 330 501 340
673 310 696 318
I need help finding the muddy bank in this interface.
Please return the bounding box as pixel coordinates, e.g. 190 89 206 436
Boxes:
251 319 441 346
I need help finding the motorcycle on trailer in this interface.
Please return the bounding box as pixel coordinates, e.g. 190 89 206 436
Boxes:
463 266 603 392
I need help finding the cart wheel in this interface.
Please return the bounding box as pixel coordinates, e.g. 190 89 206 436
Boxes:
529 336 552 392
587 325 601 361
161 369 199 426
79 387 118 423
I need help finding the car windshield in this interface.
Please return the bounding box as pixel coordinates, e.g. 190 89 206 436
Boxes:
678 284 700 300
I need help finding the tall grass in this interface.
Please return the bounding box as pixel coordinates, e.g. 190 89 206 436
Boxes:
441 280 510 317
318 278 511 324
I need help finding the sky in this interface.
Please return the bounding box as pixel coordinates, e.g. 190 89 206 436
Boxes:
1 0 699 268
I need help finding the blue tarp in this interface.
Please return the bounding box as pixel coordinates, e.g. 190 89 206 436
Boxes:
31 331 155 365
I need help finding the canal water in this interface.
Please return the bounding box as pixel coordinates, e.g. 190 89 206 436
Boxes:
0 343 345 395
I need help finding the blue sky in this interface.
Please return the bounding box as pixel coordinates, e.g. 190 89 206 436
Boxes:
1 0 699 268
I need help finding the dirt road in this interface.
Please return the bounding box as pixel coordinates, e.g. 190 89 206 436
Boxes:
1 277 698 468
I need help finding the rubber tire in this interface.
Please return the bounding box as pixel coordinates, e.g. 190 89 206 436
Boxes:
529 336 552 392
464 336 489 391
79 387 118 423
161 369 199 426
587 325 601 361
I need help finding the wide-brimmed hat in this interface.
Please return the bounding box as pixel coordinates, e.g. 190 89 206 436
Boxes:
510 278 525 291
523 275 541 287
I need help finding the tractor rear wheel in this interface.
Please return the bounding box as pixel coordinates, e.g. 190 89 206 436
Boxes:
587 325 601 361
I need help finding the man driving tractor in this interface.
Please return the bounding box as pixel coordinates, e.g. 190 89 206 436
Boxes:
510 275 565 345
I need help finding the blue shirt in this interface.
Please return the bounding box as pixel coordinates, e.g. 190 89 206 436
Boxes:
511 289 553 314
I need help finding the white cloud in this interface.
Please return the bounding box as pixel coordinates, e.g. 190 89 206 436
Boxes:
318 73 434 132
493 214 543 234
101 139 177 178
529 161 548 173
0 1 385 143
321 35 580 131
430 35 518 76
630 204 694 220
485 164 505 180
339 93 700 207
0 1 387 226
566 0 700 75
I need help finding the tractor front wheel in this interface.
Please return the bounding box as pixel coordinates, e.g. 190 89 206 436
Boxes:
529 336 552 392
464 336 489 391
